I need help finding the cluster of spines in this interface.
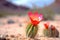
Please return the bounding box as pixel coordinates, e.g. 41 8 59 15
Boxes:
26 23 38 38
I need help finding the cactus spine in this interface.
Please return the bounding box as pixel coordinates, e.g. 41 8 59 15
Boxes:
43 28 51 37
26 23 38 38
43 25 59 37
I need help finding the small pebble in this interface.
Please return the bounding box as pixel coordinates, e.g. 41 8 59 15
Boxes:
5 35 9 37
19 24 22 27
10 35 15 38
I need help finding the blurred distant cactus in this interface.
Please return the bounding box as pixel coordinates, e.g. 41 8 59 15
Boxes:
42 8 55 20
30 7 55 20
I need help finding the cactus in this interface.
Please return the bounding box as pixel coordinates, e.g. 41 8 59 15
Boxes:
26 11 43 38
43 22 51 37
26 23 38 38
43 23 59 37
50 25 59 37
43 29 51 37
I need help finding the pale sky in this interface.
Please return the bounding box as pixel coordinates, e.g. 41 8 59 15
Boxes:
6 0 55 8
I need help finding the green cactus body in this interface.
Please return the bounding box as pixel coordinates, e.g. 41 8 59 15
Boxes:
43 29 51 37
50 29 58 37
26 23 38 38
49 27 56 37
51 30 55 37
43 28 59 37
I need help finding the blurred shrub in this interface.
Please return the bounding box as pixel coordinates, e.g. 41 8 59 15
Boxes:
30 7 55 20
0 14 4 17
0 11 17 17
0 11 8 17
0 7 55 20
42 8 55 20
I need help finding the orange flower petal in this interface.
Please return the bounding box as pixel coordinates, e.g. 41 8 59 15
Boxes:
44 22 49 29
34 11 39 17
28 11 43 25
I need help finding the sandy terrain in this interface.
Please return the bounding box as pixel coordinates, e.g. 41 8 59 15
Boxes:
0 16 60 40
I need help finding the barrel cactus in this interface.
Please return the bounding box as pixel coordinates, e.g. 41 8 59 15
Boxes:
50 25 59 37
43 23 59 37
43 22 51 37
26 11 43 38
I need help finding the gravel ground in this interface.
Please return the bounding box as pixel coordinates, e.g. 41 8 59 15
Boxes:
0 16 60 40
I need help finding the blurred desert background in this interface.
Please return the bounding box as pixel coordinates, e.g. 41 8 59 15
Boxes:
0 0 60 40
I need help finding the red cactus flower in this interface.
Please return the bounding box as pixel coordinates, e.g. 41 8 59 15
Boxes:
51 25 55 30
28 11 43 25
44 22 49 29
